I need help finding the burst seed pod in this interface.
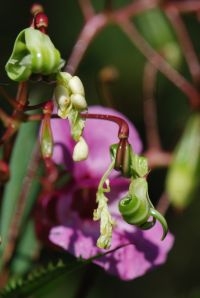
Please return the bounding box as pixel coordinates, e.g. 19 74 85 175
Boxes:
166 113 200 209
119 178 168 240
5 28 64 82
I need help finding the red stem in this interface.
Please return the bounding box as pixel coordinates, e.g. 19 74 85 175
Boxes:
163 1 200 14
165 7 200 85
65 0 159 75
143 62 161 151
81 112 129 139
78 0 95 21
25 100 51 111
118 19 200 109
65 13 108 75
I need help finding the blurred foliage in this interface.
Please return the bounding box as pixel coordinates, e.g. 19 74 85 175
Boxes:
0 0 200 297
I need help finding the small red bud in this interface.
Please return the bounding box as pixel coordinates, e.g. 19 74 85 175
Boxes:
34 12 49 30
43 101 54 115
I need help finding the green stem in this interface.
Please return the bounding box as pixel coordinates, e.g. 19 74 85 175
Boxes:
98 160 115 191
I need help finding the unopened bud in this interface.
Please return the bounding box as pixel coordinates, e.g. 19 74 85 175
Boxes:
68 76 85 96
40 118 54 158
70 94 87 110
57 72 72 88
54 85 71 118
72 137 89 162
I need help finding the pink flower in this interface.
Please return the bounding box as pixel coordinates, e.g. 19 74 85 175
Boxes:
35 105 174 280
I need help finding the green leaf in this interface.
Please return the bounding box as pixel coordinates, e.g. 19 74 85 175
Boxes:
0 257 92 297
0 245 129 298
0 121 39 270
10 220 40 275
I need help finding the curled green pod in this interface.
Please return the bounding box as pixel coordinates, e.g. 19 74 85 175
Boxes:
5 28 64 81
166 113 200 209
119 178 150 225
149 208 168 240
119 178 168 240
135 8 182 68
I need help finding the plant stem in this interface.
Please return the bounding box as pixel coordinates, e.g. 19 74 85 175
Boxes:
78 0 95 21
118 19 200 108
163 1 200 14
81 112 129 139
65 13 108 75
65 0 159 75
166 7 200 85
143 62 161 150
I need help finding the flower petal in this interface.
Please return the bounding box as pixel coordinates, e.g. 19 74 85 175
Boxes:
51 105 142 179
49 222 174 280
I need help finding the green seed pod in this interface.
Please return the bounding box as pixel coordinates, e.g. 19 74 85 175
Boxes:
5 28 64 81
119 178 150 226
135 8 182 68
166 113 200 209
119 178 168 240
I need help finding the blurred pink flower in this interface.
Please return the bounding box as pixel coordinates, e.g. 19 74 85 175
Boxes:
35 105 174 280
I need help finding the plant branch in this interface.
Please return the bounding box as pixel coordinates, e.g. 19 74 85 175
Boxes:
117 19 200 108
143 62 161 150
78 0 95 21
65 13 108 75
166 7 200 85
163 1 200 14
81 112 129 139
65 0 159 75
0 86 18 109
